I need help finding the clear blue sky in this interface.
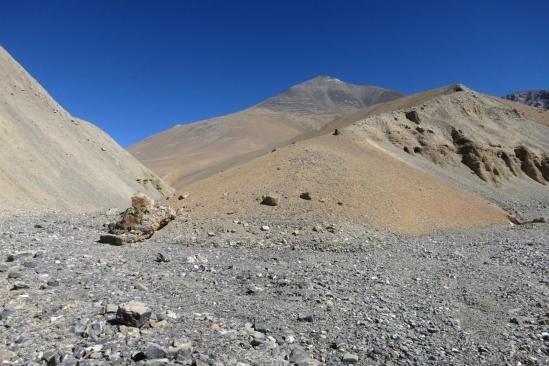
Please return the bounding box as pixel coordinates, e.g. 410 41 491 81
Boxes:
1 0 548 146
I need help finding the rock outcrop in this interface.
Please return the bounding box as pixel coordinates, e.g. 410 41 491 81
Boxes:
505 90 549 110
99 194 176 245
350 85 549 186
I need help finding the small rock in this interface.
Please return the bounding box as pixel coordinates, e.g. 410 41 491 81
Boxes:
149 319 168 329
15 335 30 344
261 225 270 231
169 341 192 357
7 271 22 279
253 320 268 334
155 253 170 263
116 302 152 327
10 282 29 290
246 283 264 295
42 350 60 366
297 312 313 322
261 193 280 206
47 279 60 287
187 254 208 264
135 282 149 291
342 353 359 364
133 342 169 361
300 192 312 200
289 348 316 364
0 349 15 362
103 303 118 314
0 308 14 321
85 320 104 338
98 234 124 246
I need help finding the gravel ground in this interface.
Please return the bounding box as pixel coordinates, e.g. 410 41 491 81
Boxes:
0 213 547 365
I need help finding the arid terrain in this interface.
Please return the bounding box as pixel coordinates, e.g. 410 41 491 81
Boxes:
128 76 403 189
0 46 548 366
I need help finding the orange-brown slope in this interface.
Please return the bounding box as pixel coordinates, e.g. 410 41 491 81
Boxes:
173 132 509 235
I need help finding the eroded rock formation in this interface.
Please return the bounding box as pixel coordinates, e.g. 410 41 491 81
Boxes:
99 193 177 245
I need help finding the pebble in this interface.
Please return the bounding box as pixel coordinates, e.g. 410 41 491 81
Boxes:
297 312 313 322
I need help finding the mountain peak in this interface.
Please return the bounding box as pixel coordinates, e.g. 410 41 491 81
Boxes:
308 75 343 83
258 76 403 115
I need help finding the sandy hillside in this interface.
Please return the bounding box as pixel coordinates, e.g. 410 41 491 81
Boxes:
0 47 171 213
128 76 403 189
167 132 509 235
163 84 549 234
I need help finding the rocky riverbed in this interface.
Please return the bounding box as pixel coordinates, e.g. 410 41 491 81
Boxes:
0 213 547 365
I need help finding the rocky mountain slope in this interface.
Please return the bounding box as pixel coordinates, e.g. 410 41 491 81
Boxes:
505 89 549 109
163 84 549 233
128 76 403 189
337 85 549 218
0 47 171 213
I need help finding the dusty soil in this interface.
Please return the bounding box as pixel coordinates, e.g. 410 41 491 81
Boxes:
168 133 509 235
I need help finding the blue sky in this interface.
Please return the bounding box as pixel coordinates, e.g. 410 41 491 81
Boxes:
1 0 548 146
